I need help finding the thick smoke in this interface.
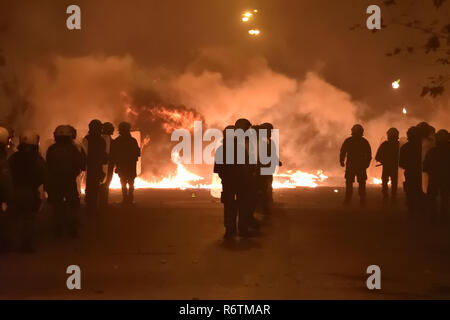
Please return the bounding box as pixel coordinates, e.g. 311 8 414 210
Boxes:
1 51 449 183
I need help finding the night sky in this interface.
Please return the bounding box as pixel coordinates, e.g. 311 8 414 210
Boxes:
0 0 448 176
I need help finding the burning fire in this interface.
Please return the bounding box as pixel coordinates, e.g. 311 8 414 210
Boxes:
273 170 328 188
371 177 391 185
108 166 203 190
109 152 205 190
372 177 382 185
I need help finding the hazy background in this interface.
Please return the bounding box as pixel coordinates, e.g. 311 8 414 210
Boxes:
0 0 448 181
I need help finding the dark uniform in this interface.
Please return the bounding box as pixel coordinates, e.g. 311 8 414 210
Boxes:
46 126 84 237
0 130 12 252
340 125 372 206
8 137 46 252
112 122 140 204
99 122 115 208
0 144 11 211
423 129 450 221
83 120 107 214
399 126 423 217
214 126 238 238
258 123 280 215
375 128 400 202
234 119 258 237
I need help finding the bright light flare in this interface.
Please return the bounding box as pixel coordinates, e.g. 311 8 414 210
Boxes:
248 29 261 36
241 10 258 22
392 79 400 89
402 107 407 115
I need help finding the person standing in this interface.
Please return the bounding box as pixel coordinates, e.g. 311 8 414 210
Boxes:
423 129 450 222
46 125 84 237
400 126 423 218
0 127 11 213
259 122 281 215
340 124 372 207
99 122 115 208
0 127 12 252
214 125 238 239
82 120 107 215
234 118 258 237
375 128 400 204
111 122 140 205
8 131 46 253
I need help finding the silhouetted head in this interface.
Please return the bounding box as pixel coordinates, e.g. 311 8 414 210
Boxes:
102 122 115 136
351 124 364 137
68 125 77 140
234 118 252 131
19 130 39 152
0 126 9 148
387 127 399 141
416 122 435 139
435 129 450 146
406 126 420 142
54 125 73 144
118 121 131 136
88 119 103 136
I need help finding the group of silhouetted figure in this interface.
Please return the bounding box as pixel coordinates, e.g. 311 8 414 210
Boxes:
215 120 450 239
340 122 450 223
214 119 280 239
1 117 449 250
0 120 140 253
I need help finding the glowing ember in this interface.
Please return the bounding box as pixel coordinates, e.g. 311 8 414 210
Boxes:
392 79 400 89
402 107 407 115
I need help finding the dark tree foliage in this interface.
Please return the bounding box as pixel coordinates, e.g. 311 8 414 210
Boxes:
351 0 449 97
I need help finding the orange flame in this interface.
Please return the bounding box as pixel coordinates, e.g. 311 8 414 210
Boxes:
273 170 328 188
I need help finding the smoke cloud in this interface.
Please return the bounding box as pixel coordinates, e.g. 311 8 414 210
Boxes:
1 50 448 183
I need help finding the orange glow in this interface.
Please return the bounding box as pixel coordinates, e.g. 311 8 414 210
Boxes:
109 152 205 190
372 177 382 185
146 106 201 133
248 29 261 36
392 79 400 89
274 170 328 188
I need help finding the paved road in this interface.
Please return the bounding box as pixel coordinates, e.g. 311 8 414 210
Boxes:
1 187 450 299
